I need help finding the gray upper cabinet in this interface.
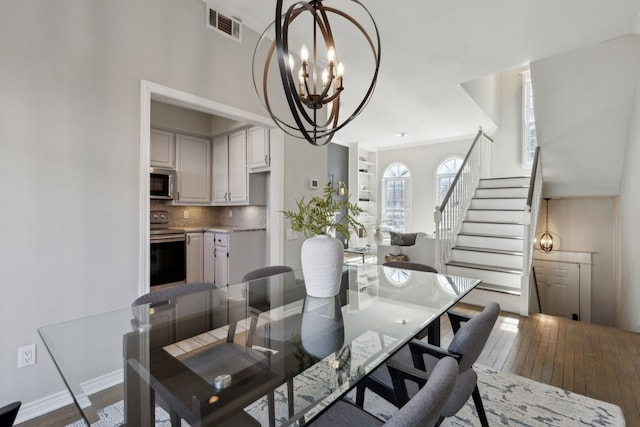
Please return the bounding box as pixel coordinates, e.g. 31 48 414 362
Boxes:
213 130 250 205
150 128 176 169
248 126 270 173
175 134 212 205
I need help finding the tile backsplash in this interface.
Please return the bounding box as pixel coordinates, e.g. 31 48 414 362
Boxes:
150 200 266 228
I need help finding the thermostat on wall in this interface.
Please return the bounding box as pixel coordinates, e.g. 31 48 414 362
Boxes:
309 178 319 189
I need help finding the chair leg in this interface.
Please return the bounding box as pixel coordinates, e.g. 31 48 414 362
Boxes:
471 385 489 427
355 381 366 407
170 410 181 427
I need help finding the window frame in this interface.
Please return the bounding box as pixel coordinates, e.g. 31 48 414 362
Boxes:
521 69 537 169
435 155 464 207
381 161 411 233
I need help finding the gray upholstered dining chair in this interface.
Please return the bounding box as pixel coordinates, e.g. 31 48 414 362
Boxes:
0 401 21 427
382 261 438 273
309 357 459 427
355 302 500 427
241 265 294 281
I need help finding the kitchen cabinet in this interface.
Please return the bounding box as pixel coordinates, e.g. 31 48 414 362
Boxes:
248 126 270 172
213 130 266 206
213 133 243 204
204 230 266 289
186 232 204 283
203 232 215 283
150 128 176 169
175 134 211 205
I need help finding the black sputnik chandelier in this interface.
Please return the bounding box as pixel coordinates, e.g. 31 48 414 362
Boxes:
253 0 381 146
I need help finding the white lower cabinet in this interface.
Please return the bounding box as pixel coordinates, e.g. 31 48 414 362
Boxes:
204 232 216 283
204 230 266 288
186 232 204 283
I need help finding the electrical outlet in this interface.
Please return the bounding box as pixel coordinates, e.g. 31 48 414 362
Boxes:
183 210 189 219
18 344 36 368
228 208 233 218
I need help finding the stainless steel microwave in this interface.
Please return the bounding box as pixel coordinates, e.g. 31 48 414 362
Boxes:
150 167 175 199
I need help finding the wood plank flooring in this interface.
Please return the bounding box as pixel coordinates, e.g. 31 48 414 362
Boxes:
17 303 640 426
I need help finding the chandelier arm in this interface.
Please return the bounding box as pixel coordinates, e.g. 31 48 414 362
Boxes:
277 1 322 142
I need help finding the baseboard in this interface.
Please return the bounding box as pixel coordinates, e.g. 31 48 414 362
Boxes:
14 389 73 425
14 369 122 424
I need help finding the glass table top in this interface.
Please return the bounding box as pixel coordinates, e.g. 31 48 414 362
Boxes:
39 264 480 426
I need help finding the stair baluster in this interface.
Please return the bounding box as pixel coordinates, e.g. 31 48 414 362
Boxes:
434 127 494 272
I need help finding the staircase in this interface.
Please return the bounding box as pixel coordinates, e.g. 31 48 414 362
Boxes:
445 176 529 312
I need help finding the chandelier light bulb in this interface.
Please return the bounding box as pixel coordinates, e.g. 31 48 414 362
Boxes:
300 45 309 63
322 69 329 87
337 63 344 78
288 54 294 70
327 47 336 64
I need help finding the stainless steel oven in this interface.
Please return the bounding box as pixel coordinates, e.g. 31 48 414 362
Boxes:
150 211 185 287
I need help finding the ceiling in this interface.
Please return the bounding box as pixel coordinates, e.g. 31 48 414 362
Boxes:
206 0 640 150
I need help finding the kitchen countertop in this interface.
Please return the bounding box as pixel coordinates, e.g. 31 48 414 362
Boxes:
168 226 266 233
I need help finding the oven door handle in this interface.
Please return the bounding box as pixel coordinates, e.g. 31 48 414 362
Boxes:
150 235 185 244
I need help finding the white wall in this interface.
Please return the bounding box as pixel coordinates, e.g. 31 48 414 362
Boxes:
618 82 640 332
535 197 617 326
377 139 472 234
489 65 532 178
0 0 317 414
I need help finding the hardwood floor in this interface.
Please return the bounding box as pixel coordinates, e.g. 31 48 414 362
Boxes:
18 304 640 426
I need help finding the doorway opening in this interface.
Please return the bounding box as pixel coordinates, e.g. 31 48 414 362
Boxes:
139 80 282 294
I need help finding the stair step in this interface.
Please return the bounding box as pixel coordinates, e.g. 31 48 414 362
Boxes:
446 262 522 288
478 177 530 188
453 246 523 256
451 246 523 269
466 209 524 223
475 187 529 198
456 234 524 252
476 282 522 296
470 198 527 210
447 261 522 275
461 221 524 237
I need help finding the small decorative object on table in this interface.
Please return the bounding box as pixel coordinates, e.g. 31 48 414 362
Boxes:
283 182 365 297
385 253 409 262
390 233 404 255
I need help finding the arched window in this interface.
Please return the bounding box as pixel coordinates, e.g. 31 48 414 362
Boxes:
436 156 463 206
382 162 411 232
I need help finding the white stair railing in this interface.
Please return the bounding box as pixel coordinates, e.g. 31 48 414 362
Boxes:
434 127 493 272
520 146 542 315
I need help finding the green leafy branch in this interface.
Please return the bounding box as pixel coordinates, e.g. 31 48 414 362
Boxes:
283 182 366 238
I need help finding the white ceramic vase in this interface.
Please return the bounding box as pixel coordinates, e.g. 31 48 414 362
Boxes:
374 230 383 245
301 234 344 297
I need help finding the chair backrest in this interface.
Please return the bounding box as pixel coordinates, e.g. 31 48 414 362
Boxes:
448 302 500 373
130 282 220 346
0 401 21 427
131 282 215 308
241 265 293 282
383 261 438 273
384 357 458 427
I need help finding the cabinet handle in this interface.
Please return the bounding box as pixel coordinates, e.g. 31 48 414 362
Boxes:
187 235 191 245
177 191 180 200
265 154 268 165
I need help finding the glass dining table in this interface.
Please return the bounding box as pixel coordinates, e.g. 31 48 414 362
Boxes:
39 264 480 426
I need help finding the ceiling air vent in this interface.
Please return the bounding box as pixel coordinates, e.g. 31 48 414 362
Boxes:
207 7 242 42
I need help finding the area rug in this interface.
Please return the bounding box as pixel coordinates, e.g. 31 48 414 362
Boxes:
66 364 625 426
